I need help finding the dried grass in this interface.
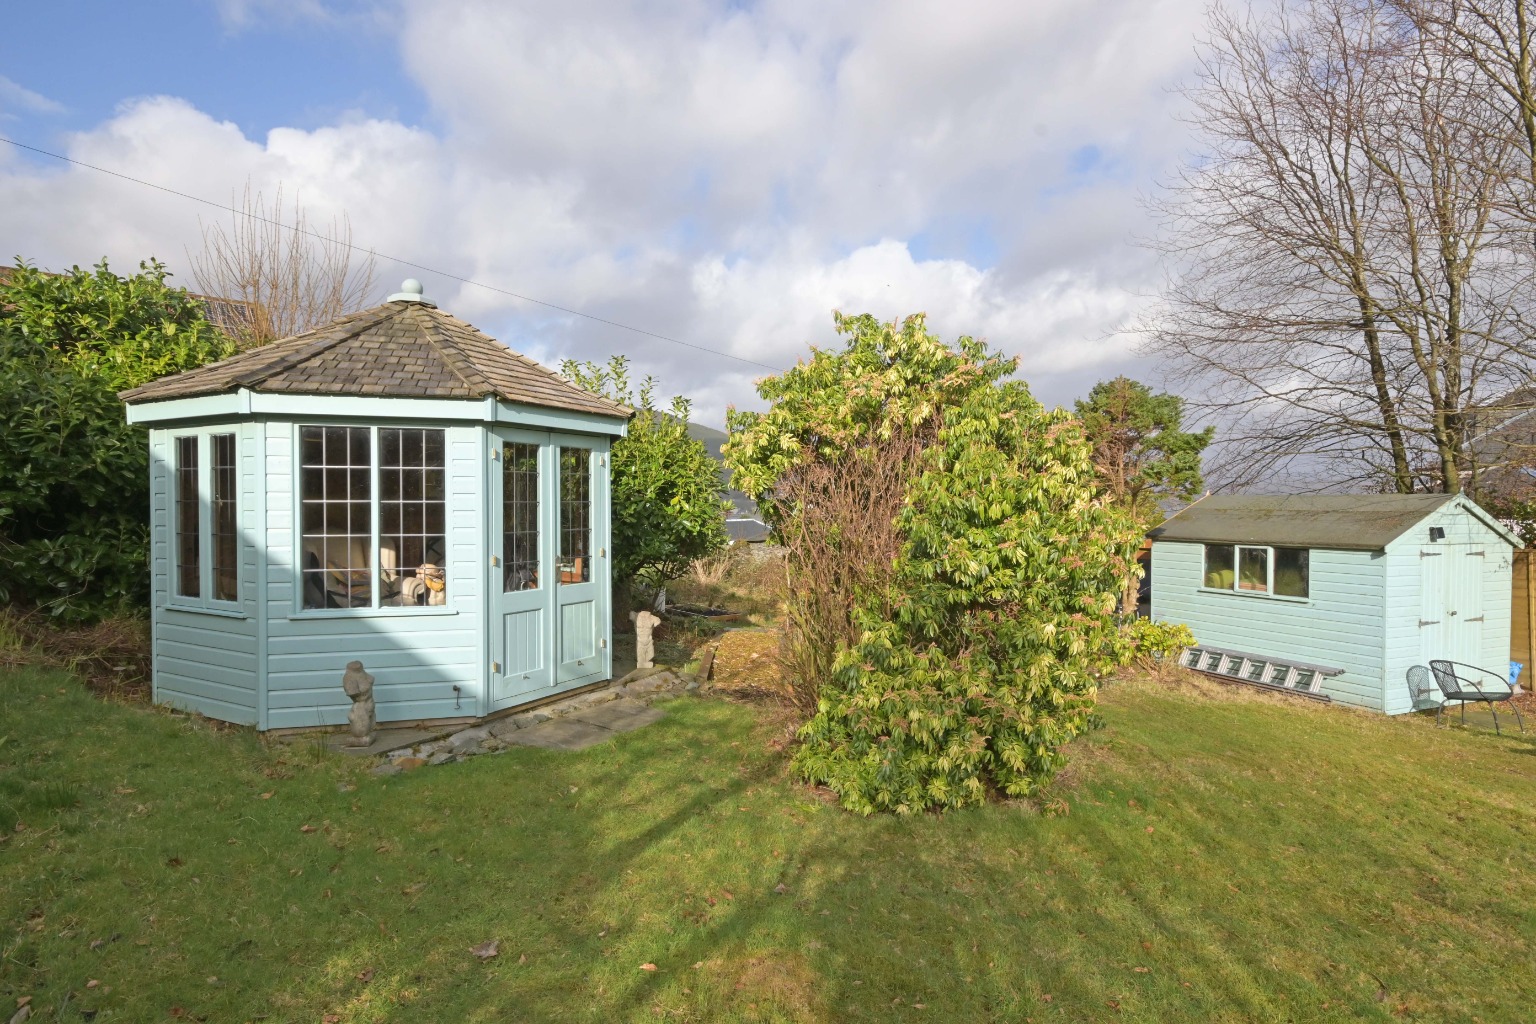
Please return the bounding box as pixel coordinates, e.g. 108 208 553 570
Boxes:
0 606 151 701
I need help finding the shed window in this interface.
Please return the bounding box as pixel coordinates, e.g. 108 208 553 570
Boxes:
1237 546 1269 592
1275 547 1309 598
172 432 240 607
1202 543 1309 599
559 447 591 584
503 442 540 591
174 436 200 598
300 426 448 610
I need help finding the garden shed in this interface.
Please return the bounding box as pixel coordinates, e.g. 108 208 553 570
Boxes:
119 280 629 731
1148 493 1518 713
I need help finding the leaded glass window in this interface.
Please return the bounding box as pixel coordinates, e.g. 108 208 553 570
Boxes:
211 433 238 602
559 447 591 585
174 436 200 598
503 442 540 591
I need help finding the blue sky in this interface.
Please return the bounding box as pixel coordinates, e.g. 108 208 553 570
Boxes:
0 0 1209 427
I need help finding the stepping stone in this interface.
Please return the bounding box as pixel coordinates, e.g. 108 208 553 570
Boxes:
504 717 616 751
572 699 666 732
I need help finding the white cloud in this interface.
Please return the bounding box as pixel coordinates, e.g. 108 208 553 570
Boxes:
0 76 65 119
0 0 1210 426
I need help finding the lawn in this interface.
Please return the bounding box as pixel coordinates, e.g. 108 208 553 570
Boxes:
3 667 1535 1023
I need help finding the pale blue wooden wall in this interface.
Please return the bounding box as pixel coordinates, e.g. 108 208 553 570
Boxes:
1150 542 1388 711
261 420 486 731
147 406 616 731
1380 502 1514 714
148 424 261 724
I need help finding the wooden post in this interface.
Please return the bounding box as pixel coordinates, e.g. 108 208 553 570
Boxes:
1517 555 1529 693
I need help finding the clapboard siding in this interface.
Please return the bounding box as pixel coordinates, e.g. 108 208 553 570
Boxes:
147 425 260 725
262 422 485 731
1381 503 1515 714
1151 542 1387 710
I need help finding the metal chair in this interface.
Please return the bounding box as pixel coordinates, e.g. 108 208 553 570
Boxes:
1428 660 1526 735
1406 665 1446 722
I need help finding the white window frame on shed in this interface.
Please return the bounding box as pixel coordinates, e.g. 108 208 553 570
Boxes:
291 422 457 617
167 428 242 615
1201 543 1311 601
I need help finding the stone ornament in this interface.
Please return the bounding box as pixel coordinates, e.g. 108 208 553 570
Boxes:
342 660 377 747
631 610 661 670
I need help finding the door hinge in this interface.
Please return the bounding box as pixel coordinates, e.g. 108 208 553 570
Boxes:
491 660 501 673
1468 550 1486 556
600 638 608 649
1418 619 1440 627
491 555 500 567
1420 551 1443 557
491 447 500 461
1466 615 1485 622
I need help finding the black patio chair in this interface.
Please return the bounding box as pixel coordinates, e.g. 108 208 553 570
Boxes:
1405 665 1446 722
1428 660 1526 735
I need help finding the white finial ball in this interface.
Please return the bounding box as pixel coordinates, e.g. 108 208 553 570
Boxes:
400 278 423 295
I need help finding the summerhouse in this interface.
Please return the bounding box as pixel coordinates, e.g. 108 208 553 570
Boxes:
119 280 629 731
1148 494 1518 713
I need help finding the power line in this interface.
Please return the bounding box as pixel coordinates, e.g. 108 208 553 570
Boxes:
0 135 784 372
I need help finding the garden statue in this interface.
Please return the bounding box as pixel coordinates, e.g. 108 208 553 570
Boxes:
631 610 661 670
341 660 376 747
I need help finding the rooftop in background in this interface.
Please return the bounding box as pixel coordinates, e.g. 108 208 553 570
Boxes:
1148 494 1467 550
0 264 257 338
688 421 758 518
118 282 630 419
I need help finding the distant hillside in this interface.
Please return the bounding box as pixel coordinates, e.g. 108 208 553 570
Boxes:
688 422 760 522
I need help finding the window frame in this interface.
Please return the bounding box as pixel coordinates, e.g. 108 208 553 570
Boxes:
166 429 243 614
292 423 456 617
1200 543 1311 602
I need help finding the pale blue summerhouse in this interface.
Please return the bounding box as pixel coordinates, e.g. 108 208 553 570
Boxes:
1148 494 1518 713
119 280 629 731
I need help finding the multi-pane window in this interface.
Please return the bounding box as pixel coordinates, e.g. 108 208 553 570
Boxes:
171 432 239 607
1202 544 1309 599
559 447 591 584
503 442 540 591
175 436 201 598
211 433 239 602
299 425 448 610
380 428 447 606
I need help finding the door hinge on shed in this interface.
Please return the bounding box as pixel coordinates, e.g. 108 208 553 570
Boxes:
1420 550 1443 557
1418 619 1440 627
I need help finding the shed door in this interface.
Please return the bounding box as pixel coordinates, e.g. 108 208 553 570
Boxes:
490 432 554 711
554 437 603 685
1419 544 1486 668
488 429 608 714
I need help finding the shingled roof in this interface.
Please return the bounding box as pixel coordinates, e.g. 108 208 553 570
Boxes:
118 290 629 420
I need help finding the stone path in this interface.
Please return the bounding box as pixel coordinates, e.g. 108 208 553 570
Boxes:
369 667 693 776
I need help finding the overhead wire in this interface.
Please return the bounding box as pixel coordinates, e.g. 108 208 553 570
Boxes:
0 135 784 372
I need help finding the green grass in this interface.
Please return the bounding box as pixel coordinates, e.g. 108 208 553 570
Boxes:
3 668 1536 1023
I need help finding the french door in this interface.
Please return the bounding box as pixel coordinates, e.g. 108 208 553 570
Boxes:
488 428 607 713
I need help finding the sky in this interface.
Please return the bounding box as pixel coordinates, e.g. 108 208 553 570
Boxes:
0 0 1211 428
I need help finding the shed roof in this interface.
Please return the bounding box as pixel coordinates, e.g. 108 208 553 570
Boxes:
118 296 629 420
1147 494 1467 550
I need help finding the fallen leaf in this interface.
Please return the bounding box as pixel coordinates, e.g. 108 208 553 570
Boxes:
166 858 183 869
299 824 318 834
85 980 99 989
113 787 135 795
1145 826 1154 833
89 938 105 950
1041 995 1053 1003
1134 967 1150 973
205 977 217 985
14 998 30 1008
470 939 499 960
721 890 734 901
640 963 658 972
518 954 527 964
1107 999 1122 1011
355 969 374 983
323 1016 341 1023
9 1005 31 1024
169 1009 185 1019
258 792 274 800
773 883 789 894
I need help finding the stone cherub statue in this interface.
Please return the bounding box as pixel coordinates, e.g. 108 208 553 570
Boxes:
630 610 661 670
341 660 376 747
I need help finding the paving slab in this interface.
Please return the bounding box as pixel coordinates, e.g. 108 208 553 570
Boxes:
572 699 666 732
327 726 448 756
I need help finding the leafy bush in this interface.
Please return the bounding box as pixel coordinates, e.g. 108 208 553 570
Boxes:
560 356 729 601
0 260 234 620
727 313 1143 814
1117 618 1196 670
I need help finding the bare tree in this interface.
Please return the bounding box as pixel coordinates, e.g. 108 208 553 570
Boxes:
190 182 378 348
1146 0 1536 494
